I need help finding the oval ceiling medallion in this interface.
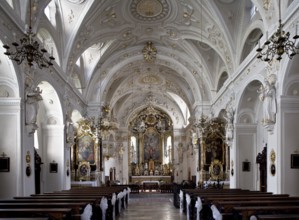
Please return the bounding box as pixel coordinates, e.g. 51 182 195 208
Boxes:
131 0 170 22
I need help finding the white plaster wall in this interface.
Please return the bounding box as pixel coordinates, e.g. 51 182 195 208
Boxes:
282 111 299 196
0 99 21 198
42 125 65 193
236 125 257 190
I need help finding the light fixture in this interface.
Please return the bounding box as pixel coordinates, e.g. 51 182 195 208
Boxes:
256 0 299 62
3 0 55 68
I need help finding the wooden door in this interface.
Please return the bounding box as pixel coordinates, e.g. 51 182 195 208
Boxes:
256 145 267 192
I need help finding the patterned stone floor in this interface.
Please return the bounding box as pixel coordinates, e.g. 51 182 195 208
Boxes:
117 192 186 220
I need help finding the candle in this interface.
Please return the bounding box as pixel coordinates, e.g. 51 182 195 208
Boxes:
258 40 260 48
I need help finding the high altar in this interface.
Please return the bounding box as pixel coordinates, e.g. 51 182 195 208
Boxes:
128 104 174 184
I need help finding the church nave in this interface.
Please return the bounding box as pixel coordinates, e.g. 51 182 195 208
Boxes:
117 193 185 220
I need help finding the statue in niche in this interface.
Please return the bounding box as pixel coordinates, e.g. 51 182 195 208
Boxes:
257 77 277 125
178 143 183 163
25 78 43 133
224 107 234 142
66 113 75 145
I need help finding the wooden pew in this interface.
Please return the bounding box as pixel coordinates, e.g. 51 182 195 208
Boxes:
0 202 87 215
256 214 299 219
35 186 127 219
0 208 72 220
201 195 297 220
214 199 299 213
183 189 273 220
14 195 103 219
203 194 293 203
3 198 98 204
233 206 299 220
0 218 49 220
51 186 127 216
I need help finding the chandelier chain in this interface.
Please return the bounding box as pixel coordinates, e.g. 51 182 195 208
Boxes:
256 0 299 62
2 0 55 69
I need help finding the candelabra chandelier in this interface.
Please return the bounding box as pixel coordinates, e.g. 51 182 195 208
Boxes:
256 0 299 62
2 0 55 68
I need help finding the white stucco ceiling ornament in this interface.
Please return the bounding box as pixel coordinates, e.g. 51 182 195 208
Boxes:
0 86 10 97
139 74 162 85
178 1 199 26
131 0 170 22
207 24 233 71
263 0 270 11
219 0 235 3
265 59 280 77
67 0 86 4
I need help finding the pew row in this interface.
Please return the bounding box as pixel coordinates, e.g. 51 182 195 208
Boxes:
1 185 131 219
177 188 299 220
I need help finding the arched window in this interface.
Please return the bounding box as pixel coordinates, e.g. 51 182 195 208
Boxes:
130 136 137 164
44 0 56 27
164 136 172 164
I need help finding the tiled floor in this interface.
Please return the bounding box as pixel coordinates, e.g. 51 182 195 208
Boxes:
117 193 186 220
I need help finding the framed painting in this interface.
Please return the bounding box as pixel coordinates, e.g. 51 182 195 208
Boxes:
242 161 251 172
77 133 96 164
291 154 299 169
0 157 10 172
50 162 58 173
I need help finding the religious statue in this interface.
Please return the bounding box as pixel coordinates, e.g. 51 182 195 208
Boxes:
178 143 183 163
257 77 277 125
25 79 43 134
224 107 234 142
66 113 75 146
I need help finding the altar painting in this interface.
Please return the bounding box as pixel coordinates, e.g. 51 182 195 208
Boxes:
77 134 95 164
144 131 161 161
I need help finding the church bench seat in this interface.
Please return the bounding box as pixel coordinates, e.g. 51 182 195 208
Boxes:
256 214 299 219
4 198 98 204
13 196 104 219
202 195 292 203
0 208 72 220
233 206 299 220
0 202 87 215
214 200 299 213
0 218 49 220
182 189 273 219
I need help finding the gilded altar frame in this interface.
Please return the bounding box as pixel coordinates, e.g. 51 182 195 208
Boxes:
199 117 227 181
72 119 98 181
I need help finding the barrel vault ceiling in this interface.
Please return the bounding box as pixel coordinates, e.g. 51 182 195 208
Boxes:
1 0 265 129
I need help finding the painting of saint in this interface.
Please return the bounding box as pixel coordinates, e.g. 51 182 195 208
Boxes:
144 132 160 161
77 134 95 164
205 138 223 165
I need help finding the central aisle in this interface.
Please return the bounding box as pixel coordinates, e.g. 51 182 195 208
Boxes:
117 193 186 220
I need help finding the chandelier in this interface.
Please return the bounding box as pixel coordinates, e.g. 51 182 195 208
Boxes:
2 0 55 68
256 0 299 62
